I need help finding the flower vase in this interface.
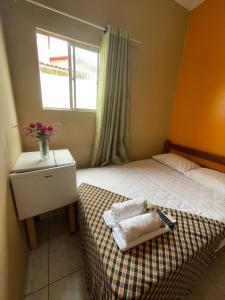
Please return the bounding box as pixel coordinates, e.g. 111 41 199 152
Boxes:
39 139 49 160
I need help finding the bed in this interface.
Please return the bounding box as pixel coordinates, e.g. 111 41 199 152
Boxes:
77 140 225 299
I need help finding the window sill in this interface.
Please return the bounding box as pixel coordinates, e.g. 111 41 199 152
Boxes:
42 107 96 112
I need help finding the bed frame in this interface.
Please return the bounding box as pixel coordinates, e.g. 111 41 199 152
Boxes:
163 140 225 172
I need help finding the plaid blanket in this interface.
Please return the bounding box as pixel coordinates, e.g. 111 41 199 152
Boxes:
78 183 225 300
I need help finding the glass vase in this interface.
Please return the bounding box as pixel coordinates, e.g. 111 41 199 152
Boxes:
39 139 49 160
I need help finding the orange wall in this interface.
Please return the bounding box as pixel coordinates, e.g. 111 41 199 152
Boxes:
169 0 225 156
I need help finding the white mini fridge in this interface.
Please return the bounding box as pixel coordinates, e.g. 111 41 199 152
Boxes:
10 149 77 220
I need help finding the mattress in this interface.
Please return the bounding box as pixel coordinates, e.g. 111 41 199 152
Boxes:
78 183 225 299
77 159 225 223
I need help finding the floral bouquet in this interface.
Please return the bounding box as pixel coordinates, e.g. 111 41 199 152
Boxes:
22 122 60 140
21 121 60 159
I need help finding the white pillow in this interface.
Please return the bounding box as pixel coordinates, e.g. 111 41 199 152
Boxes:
152 153 200 174
186 168 225 194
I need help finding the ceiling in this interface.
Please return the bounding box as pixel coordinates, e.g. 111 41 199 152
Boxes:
174 0 206 10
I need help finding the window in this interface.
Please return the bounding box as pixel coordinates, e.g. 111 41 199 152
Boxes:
36 31 99 110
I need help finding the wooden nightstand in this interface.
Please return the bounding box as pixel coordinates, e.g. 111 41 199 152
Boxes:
10 149 77 250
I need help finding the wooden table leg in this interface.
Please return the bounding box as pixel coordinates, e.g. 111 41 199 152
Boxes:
68 203 76 234
26 217 38 250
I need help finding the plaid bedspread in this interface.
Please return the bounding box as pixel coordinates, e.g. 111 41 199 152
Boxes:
78 183 225 300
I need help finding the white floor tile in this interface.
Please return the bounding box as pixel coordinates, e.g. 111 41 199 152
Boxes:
49 233 84 283
26 240 48 295
205 251 225 295
49 214 68 238
25 287 48 300
184 276 225 300
36 218 49 241
49 270 89 300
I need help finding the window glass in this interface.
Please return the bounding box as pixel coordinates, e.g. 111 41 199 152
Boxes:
75 47 98 109
36 32 98 110
37 33 70 109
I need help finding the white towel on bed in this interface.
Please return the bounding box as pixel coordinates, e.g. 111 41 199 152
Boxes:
117 212 162 243
113 225 170 252
111 197 145 223
102 210 117 228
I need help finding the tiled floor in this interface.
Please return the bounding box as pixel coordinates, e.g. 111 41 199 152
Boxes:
24 210 89 300
25 211 225 300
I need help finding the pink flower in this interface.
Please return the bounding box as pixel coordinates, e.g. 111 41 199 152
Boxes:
20 121 61 141
36 122 42 128
41 126 48 132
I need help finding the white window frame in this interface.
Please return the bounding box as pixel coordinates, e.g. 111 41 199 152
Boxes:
36 29 99 112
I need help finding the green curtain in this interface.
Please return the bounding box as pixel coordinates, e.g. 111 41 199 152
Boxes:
91 25 131 167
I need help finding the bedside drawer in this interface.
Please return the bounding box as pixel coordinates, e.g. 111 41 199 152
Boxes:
10 164 77 220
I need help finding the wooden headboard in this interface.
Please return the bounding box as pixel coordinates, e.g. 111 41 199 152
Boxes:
163 140 225 173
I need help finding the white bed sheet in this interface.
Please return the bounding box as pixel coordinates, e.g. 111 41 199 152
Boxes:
77 159 225 250
77 159 225 223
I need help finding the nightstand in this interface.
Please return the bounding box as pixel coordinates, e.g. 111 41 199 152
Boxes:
10 149 77 249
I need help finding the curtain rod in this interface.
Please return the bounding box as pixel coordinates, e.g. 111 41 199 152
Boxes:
24 0 141 44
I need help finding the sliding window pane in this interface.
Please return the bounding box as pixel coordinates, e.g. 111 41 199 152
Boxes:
36 33 70 109
75 47 98 109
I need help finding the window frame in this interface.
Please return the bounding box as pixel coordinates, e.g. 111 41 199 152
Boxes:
36 28 99 112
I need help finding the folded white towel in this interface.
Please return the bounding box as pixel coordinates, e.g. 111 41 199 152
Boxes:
111 197 145 223
113 225 170 252
117 212 162 243
102 210 117 228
